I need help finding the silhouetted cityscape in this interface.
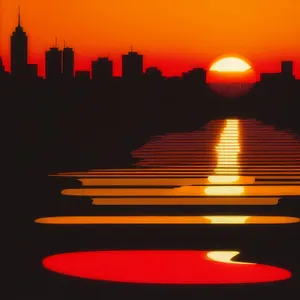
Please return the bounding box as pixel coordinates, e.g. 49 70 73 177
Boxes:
3 8 300 300
2 9 300 168
0 9 297 83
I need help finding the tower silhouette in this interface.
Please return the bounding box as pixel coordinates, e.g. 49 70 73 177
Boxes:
62 44 75 79
10 7 28 78
122 49 143 79
45 39 62 80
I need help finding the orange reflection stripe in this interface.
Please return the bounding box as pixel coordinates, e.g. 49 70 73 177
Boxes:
34 216 300 225
79 177 256 186
91 197 279 205
61 185 300 196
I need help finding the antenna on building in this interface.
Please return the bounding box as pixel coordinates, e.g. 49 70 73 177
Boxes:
130 45 133 52
55 36 58 48
18 6 21 26
64 40 66 48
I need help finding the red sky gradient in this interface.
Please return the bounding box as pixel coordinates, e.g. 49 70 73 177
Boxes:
1 0 300 79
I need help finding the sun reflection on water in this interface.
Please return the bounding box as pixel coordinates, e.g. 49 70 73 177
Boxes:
207 119 244 194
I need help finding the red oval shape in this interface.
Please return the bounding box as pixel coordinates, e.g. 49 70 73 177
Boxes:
43 250 291 284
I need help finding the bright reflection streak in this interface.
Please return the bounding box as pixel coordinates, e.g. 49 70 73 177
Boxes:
205 216 249 223
208 119 241 185
221 133 239 136
218 144 239 147
218 157 238 160
204 186 245 195
216 146 240 149
207 251 254 265
215 168 239 174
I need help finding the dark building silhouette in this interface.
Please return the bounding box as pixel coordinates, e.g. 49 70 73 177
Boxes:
5 9 300 299
281 61 294 79
45 46 62 80
75 70 90 79
0 57 10 80
10 8 28 78
63 46 75 79
260 72 282 82
122 50 143 79
260 61 295 83
182 68 207 82
26 64 38 79
144 67 163 79
91 57 113 80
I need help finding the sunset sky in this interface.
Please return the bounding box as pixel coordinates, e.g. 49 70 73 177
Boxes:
1 0 300 78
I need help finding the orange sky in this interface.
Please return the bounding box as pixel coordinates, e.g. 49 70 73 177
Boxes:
1 0 300 78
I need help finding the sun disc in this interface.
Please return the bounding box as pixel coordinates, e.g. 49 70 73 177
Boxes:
207 55 256 98
210 57 251 72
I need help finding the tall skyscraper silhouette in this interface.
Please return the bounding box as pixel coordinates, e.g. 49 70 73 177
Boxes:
63 46 75 79
45 44 62 80
122 49 143 79
10 7 28 78
92 57 113 80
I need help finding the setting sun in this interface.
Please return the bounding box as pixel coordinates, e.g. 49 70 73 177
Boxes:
210 57 252 72
207 55 256 98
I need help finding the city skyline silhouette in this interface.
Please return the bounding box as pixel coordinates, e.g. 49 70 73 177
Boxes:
2 2 300 300
2 4 300 78
0 8 298 86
